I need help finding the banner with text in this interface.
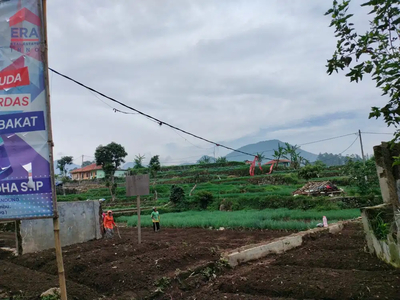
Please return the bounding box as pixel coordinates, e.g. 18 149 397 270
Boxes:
0 0 53 219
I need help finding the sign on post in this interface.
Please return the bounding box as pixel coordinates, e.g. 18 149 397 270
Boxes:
0 1 67 299
0 0 53 220
126 174 149 244
126 174 150 196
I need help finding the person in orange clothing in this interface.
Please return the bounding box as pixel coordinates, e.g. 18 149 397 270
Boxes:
103 210 116 239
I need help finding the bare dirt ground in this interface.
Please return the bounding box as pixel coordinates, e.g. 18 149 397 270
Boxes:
163 223 400 300
0 227 288 299
1 223 399 300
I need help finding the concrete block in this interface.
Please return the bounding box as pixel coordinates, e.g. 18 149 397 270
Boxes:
328 223 343 234
225 222 346 267
20 201 102 254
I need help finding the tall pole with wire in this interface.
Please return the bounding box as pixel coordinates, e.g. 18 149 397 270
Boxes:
358 130 366 166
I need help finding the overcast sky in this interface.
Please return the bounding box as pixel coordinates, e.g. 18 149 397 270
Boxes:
47 0 393 166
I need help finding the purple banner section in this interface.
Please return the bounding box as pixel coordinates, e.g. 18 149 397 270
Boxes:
0 177 51 196
0 111 45 135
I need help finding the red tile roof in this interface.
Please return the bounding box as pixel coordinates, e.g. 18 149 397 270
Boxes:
70 163 102 174
264 159 291 165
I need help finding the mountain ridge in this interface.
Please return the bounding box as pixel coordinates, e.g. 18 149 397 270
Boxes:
224 139 318 163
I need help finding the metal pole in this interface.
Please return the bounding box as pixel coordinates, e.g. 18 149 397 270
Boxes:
41 0 67 299
358 130 366 166
137 195 141 244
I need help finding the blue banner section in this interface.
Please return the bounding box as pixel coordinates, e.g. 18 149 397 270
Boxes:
0 177 51 195
0 111 45 134
0 193 53 218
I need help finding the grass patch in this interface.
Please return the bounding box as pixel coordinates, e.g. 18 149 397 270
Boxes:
117 209 360 231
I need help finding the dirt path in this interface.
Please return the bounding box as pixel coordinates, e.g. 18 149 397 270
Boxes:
0 227 288 299
162 223 400 300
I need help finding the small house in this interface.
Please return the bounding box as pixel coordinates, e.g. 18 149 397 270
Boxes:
70 163 128 180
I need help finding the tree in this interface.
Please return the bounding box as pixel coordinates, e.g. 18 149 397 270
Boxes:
95 142 127 201
255 152 265 164
148 155 161 177
57 156 73 196
134 154 145 169
198 156 212 164
342 157 379 195
57 156 73 178
283 143 301 169
316 152 361 166
216 157 228 164
82 160 93 167
325 0 400 142
272 144 285 170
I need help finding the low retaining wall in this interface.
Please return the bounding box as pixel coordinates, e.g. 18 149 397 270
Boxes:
361 204 400 268
20 200 102 254
223 221 347 267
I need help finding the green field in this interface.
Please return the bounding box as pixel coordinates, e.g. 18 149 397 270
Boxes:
117 208 361 231
58 160 379 230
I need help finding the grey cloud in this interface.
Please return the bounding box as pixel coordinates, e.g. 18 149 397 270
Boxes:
45 0 392 163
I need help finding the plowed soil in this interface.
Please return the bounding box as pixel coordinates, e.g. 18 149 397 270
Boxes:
1 223 399 300
0 226 288 299
162 223 400 300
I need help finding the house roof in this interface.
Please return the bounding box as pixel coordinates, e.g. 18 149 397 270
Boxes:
70 163 102 174
264 159 291 165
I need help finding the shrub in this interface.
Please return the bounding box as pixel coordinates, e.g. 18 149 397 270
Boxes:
170 185 185 204
194 191 214 209
297 165 321 180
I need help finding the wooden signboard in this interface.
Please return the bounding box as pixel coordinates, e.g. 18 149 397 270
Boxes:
126 175 150 244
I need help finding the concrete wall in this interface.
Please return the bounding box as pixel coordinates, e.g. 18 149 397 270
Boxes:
96 170 127 179
20 200 102 254
361 204 400 268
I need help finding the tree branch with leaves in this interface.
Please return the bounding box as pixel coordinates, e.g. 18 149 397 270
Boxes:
95 142 127 201
326 0 400 141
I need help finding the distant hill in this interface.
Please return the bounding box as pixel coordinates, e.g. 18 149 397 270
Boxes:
122 162 134 170
224 139 318 163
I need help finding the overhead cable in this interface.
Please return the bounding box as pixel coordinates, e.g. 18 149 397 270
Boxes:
49 68 261 157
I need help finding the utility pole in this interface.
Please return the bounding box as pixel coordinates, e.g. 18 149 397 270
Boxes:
213 146 216 163
359 129 368 182
82 154 84 167
358 130 366 166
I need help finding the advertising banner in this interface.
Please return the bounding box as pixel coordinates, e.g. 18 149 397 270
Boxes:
0 0 53 219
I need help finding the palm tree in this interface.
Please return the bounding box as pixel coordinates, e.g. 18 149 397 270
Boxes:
255 152 265 164
272 144 285 170
283 143 301 169
134 154 146 169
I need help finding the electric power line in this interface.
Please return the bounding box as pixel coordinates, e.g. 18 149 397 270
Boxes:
362 132 393 135
49 68 257 158
169 127 215 150
299 133 357 147
339 135 359 155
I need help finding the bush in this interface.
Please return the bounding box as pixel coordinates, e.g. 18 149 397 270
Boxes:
170 185 185 204
297 165 321 180
194 191 214 209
